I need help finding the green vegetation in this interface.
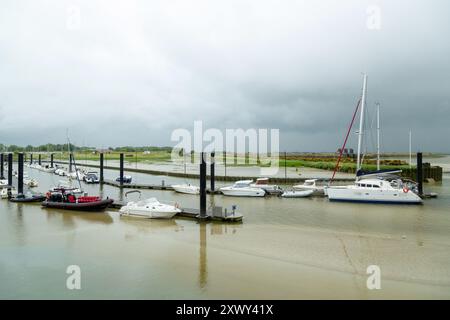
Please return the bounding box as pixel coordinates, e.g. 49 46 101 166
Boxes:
0 143 421 173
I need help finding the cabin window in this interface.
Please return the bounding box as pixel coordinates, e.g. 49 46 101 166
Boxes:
373 185 380 188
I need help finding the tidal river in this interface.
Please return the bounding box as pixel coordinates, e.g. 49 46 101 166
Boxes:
1 164 449 299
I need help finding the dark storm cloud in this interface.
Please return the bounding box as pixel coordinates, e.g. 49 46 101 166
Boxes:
0 0 449 152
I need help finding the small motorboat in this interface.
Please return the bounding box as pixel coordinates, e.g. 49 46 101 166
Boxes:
54 168 67 176
24 178 39 188
119 198 181 219
220 180 266 197
281 189 314 198
10 192 47 203
172 183 200 195
250 177 283 195
42 191 113 211
40 165 56 173
116 175 132 184
1 188 18 199
84 172 100 184
293 179 324 194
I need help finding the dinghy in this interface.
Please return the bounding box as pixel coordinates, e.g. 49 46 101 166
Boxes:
10 193 47 203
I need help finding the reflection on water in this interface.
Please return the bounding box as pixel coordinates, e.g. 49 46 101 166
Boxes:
199 222 207 290
44 209 114 225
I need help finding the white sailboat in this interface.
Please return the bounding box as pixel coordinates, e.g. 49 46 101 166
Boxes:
326 74 422 204
220 180 266 197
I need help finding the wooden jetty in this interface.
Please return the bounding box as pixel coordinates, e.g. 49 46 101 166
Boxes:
102 179 222 194
109 200 243 222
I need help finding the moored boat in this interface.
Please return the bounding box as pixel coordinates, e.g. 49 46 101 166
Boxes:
220 180 266 197
250 178 282 195
172 183 200 195
326 74 422 205
293 179 324 194
281 189 314 198
1 188 18 199
42 192 113 211
119 198 181 219
10 193 47 203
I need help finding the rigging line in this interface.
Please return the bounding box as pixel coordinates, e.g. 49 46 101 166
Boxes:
330 98 361 185
66 131 83 192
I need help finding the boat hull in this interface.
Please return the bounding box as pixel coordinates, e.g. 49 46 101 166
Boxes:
220 188 266 197
281 190 314 198
120 209 179 219
326 187 422 204
172 185 200 195
42 199 114 211
10 195 47 203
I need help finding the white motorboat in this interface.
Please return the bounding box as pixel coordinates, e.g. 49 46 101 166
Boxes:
172 183 200 195
40 165 56 173
220 180 266 197
293 179 324 194
84 172 100 184
326 74 422 205
24 178 38 188
281 189 314 198
1 188 18 199
250 178 282 194
119 198 181 219
54 168 67 176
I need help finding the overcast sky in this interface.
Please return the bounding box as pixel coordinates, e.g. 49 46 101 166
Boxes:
0 0 449 152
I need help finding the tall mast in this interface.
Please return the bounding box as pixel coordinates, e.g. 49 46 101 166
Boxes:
356 74 367 172
376 102 380 170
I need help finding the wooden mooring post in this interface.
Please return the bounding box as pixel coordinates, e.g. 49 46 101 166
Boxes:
18 153 24 196
0 153 4 180
99 153 104 184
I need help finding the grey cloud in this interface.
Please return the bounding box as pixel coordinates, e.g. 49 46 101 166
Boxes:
0 0 449 152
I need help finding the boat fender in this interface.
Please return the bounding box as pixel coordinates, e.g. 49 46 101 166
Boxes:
46 192 51 199
403 187 409 193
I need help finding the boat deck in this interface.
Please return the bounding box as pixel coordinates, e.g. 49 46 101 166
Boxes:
110 201 243 222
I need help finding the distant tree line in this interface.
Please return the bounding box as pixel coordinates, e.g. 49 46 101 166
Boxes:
0 143 172 153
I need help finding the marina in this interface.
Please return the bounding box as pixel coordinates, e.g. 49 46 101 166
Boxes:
1 1 449 304
1 155 449 299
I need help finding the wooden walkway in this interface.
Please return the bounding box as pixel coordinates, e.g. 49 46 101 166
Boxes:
103 179 222 194
110 201 243 222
